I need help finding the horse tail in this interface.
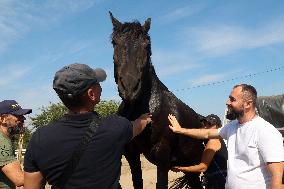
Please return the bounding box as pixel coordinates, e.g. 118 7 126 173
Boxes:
169 172 203 189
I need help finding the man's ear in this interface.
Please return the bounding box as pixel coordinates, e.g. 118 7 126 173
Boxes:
0 115 6 122
87 88 96 101
0 115 8 126
244 100 253 109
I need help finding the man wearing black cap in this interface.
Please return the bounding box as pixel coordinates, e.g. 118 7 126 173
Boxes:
0 100 32 189
24 63 152 189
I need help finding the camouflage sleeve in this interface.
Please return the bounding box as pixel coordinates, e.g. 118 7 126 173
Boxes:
0 135 16 167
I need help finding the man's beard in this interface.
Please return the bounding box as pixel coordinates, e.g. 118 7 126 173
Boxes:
226 106 244 120
8 125 25 136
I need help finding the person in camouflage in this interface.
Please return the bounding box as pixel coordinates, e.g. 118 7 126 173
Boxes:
0 100 32 189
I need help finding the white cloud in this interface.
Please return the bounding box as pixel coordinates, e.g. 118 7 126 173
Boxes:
0 1 30 52
0 0 98 54
17 84 60 116
149 16 284 83
0 65 32 87
186 68 247 89
189 73 227 86
44 0 96 12
47 39 92 63
152 50 201 77
158 4 205 24
187 18 284 56
158 63 199 77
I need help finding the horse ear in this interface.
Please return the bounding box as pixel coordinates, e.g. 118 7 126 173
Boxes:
109 11 121 29
143 18 151 33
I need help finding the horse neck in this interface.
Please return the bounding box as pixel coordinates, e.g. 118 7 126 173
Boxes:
148 65 171 114
149 65 168 93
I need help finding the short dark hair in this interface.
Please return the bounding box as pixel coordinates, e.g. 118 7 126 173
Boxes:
233 84 257 106
57 92 87 110
205 114 222 128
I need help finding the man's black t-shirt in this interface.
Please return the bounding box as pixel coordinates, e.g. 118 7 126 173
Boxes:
24 112 132 189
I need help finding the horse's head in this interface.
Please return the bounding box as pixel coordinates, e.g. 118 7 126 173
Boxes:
110 12 152 103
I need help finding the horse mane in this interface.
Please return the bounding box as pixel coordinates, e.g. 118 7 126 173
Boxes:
112 21 145 33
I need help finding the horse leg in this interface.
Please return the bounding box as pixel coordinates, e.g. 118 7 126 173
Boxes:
124 152 143 189
156 166 168 189
188 173 203 189
152 138 171 189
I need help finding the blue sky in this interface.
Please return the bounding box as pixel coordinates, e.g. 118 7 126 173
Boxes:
1 0 284 121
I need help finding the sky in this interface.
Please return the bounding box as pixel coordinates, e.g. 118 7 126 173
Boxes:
1 0 284 123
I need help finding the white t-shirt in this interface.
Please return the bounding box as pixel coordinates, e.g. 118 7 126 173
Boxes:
218 116 284 189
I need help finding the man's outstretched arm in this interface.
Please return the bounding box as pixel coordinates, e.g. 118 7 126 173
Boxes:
132 113 152 138
168 114 221 139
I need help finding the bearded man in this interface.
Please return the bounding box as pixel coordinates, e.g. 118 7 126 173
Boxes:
168 84 284 189
0 100 32 189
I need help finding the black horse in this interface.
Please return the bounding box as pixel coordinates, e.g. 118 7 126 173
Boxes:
110 12 205 189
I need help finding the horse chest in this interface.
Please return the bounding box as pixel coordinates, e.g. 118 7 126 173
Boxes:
149 90 161 113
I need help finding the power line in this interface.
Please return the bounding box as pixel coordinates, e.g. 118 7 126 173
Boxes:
175 66 284 92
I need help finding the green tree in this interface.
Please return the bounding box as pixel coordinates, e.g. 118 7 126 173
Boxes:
12 129 32 149
95 100 120 117
30 102 67 130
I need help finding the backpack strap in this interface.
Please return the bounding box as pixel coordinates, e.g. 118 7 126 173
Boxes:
52 116 101 189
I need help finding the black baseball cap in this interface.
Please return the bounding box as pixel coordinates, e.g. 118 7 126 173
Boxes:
53 63 107 96
0 100 32 115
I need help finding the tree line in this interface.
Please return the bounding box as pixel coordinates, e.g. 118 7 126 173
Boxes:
13 100 120 149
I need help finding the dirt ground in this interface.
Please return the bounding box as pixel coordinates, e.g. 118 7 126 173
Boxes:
120 155 183 189
41 155 183 189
